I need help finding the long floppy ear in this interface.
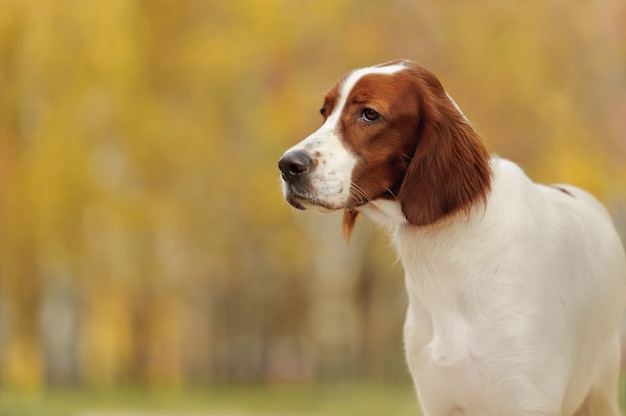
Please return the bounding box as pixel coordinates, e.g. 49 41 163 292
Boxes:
342 209 360 243
397 70 491 226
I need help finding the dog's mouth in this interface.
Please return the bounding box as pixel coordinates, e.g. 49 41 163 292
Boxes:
283 188 342 213
286 194 307 210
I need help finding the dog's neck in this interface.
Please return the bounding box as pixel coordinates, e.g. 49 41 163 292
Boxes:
358 199 407 232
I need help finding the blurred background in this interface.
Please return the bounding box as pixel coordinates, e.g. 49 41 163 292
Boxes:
1 0 625 414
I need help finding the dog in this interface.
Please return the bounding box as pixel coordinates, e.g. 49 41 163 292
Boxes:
278 60 626 415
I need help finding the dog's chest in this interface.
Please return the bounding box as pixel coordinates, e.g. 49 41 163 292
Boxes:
397 229 511 410
404 275 477 365
397 230 486 362
403 283 516 414
396 228 550 414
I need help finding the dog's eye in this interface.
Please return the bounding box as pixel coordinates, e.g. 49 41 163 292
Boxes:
361 108 380 122
320 106 327 117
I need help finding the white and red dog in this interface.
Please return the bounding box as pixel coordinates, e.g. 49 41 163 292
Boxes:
278 60 625 415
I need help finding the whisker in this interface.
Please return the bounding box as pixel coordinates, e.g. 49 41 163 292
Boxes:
350 183 371 204
386 188 399 200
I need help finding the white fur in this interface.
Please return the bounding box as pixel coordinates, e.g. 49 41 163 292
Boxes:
365 159 626 416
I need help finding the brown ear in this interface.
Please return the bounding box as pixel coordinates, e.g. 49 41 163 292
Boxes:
342 209 360 243
397 72 491 226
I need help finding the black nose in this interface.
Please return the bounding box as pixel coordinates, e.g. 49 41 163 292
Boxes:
278 150 312 179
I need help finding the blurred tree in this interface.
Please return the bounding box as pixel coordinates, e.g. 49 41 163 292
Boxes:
0 0 624 388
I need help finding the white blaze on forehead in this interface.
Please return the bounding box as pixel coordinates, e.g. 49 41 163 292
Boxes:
328 63 408 125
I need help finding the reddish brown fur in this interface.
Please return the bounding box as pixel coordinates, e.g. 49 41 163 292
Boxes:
342 209 360 241
335 62 492 240
321 82 341 120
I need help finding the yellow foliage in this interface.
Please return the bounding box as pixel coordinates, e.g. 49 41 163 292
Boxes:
0 0 624 387
2 338 43 389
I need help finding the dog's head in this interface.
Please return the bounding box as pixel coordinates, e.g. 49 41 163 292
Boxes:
278 60 491 239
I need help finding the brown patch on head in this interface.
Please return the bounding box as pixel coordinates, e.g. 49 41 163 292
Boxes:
339 71 424 206
334 61 492 226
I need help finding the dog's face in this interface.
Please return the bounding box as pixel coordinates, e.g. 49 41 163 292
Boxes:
278 60 491 236
278 60 418 213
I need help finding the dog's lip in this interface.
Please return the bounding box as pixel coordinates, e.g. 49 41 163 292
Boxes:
285 190 344 212
286 195 306 210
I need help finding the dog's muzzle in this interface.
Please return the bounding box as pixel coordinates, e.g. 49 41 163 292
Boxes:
278 150 314 209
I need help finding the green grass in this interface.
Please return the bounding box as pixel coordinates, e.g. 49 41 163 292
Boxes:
619 373 626 415
1 377 624 416
0 382 420 416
